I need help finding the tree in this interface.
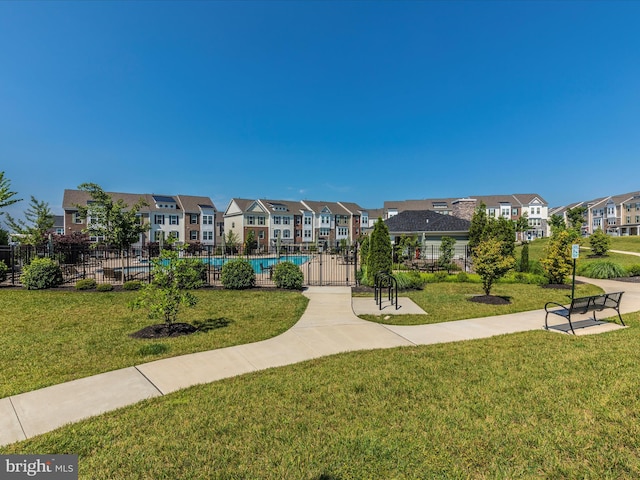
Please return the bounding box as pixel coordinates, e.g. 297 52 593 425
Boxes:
589 228 611 257
541 230 575 284
0 171 21 213
468 202 488 255
130 249 198 325
472 238 515 296
244 229 257 254
359 235 370 267
5 196 54 246
486 217 516 257
566 206 587 234
549 213 566 234
224 230 239 255
515 213 530 242
75 183 149 280
366 218 392 284
519 242 530 273
439 236 456 270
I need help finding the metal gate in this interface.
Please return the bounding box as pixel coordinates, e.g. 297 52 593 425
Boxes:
303 249 358 286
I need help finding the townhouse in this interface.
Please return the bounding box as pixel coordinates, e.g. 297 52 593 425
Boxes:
62 190 218 247
383 194 548 240
550 191 640 237
223 198 368 251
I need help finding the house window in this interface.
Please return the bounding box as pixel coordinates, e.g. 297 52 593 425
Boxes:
512 208 518 215
258 231 265 239
636 216 640 223
248 216 255 225
319 228 330 236
283 216 290 225
190 214 198 224
626 216 631 224
170 215 178 225
296 230 301 237
304 230 312 239
202 215 213 225
304 217 312 225
190 230 199 241
169 231 179 239
273 216 281 225
72 212 83 224
153 231 164 242
202 231 213 241
274 229 280 238
296 217 301 225
154 214 165 225
258 216 265 225
283 230 291 239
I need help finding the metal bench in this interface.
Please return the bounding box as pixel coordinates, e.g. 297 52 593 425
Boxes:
545 292 625 334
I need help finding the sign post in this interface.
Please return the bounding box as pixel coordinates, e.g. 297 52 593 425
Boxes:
571 244 580 299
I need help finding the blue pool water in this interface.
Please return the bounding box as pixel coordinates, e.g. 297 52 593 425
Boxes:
203 255 310 273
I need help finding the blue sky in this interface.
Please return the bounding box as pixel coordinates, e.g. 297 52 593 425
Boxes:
1 1 639 221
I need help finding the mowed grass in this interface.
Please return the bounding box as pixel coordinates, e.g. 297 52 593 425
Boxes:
521 237 640 268
3 312 640 478
359 282 603 325
0 288 308 397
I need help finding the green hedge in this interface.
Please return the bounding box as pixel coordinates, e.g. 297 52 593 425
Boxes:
21 258 64 290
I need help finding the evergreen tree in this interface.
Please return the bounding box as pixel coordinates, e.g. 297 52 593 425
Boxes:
0 171 20 213
5 196 54 246
589 228 610 256
519 242 530 272
366 218 392 284
468 202 488 255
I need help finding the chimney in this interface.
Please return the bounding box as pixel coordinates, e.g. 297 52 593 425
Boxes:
452 198 477 221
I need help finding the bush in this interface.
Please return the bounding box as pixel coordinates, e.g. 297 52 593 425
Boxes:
97 283 114 292
123 280 144 290
21 258 63 290
433 271 448 282
173 258 207 289
627 265 640 277
456 272 468 283
580 261 626 279
75 279 97 290
589 229 611 256
394 270 426 290
272 262 304 290
221 259 256 290
0 260 8 282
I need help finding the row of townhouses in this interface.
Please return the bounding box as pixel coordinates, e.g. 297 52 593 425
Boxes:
224 199 368 250
60 188 640 249
550 191 640 237
62 190 221 246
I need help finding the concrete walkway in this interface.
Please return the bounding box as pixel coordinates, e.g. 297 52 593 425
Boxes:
2 278 640 447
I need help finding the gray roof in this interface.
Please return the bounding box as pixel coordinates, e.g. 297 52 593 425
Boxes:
63 189 216 213
384 210 471 234
384 193 548 213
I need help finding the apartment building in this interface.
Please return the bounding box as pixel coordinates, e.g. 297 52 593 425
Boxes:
223 198 367 250
384 194 548 240
62 190 217 247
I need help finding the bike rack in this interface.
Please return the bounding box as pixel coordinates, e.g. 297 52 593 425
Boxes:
374 272 399 311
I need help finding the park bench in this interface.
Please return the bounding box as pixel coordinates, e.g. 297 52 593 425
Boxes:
544 292 625 335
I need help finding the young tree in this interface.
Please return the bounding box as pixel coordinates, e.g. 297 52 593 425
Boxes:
439 236 456 270
486 217 516 257
224 230 239 254
0 171 21 213
244 229 257 254
549 213 566 234
5 196 54 246
540 230 575 285
76 183 149 280
519 242 530 273
366 218 392 284
472 238 515 296
515 213 530 242
130 249 198 325
589 228 611 257
359 235 370 267
566 206 587 234
468 202 488 255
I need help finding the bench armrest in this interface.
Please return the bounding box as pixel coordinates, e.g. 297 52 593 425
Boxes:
544 301 566 312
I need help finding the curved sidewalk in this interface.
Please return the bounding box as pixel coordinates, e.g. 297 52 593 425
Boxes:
2 278 640 447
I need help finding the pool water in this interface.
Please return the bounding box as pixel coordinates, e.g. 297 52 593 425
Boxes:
203 255 310 273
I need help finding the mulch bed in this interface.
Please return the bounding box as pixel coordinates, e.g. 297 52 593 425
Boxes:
129 323 198 339
468 295 511 305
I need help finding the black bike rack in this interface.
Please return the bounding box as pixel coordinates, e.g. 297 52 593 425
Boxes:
374 272 399 311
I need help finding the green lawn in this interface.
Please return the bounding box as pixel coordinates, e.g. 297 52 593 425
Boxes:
359 282 603 325
3 311 640 478
0 288 308 398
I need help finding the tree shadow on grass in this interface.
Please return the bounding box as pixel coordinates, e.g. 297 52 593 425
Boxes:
193 317 234 332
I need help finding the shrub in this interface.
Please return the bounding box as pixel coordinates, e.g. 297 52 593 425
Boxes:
581 261 626 279
75 279 97 290
433 271 448 282
589 229 611 256
20 258 63 290
518 243 529 272
97 283 114 292
123 280 144 290
456 271 468 282
0 260 8 282
394 270 426 290
221 259 256 290
627 264 640 277
272 262 304 290
173 258 207 289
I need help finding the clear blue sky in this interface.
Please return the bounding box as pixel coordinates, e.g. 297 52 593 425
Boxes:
1 1 639 221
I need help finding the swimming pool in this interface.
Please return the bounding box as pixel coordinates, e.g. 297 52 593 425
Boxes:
203 255 310 273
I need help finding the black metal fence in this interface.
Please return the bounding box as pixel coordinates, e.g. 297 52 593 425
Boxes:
0 244 361 288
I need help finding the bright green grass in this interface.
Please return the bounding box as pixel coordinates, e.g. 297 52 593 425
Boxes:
359 282 603 325
3 312 640 478
0 289 308 398
609 236 640 253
